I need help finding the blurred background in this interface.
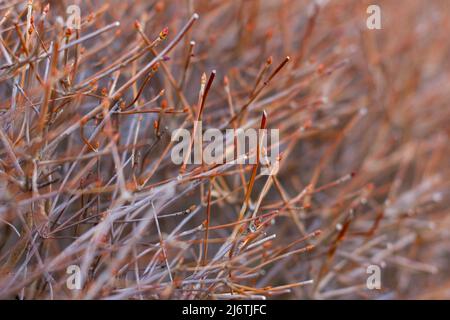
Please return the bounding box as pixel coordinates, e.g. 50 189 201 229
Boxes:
0 0 449 299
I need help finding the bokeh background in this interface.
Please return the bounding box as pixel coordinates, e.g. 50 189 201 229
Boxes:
0 0 449 299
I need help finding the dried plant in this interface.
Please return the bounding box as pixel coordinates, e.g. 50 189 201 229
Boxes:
0 0 449 300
